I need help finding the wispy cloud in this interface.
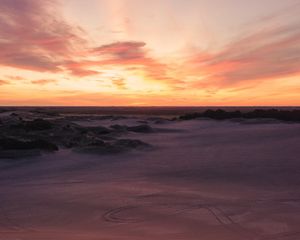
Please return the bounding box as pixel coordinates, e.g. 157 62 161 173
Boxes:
31 79 57 85
1 0 299 106
6 76 24 81
92 41 146 60
0 80 9 85
112 77 127 90
190 11 300 88
0 1 183 89
68 41 183 87
0 0 85 72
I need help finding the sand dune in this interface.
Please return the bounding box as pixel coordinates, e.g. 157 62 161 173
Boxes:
0 110 300 239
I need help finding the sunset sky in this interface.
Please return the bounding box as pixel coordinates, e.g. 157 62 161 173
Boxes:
0 0 299 106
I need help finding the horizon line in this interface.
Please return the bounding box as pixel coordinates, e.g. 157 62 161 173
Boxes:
1 106 300 108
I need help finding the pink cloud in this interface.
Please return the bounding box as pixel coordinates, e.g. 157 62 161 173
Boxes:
92 41 146 60
0 2 180 87
0 0 85 72
190 20 300 88
67 41 183 87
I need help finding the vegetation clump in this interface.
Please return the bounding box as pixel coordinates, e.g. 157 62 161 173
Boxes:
178 109 300 122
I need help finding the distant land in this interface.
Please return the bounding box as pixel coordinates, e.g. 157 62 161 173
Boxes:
1 106 300 117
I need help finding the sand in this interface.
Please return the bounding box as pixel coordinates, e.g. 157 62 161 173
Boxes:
0 113 300 240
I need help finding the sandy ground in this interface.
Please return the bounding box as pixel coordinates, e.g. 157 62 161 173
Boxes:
0 118 300 240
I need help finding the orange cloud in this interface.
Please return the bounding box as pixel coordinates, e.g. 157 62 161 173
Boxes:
31 79 57 85
112 77 127 90
6 76 24 81
66 65 99 77
0 80 9 85
66 41 183 88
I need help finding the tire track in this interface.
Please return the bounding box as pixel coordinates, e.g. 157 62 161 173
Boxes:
198 204 258 239
103 206 142 223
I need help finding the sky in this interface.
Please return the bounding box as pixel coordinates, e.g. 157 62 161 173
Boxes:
0 0 299 106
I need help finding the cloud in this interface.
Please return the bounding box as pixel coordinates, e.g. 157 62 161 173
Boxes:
0 80 9 85
92 41 146 60
0 1 180 86
66 64 99 77
111 77 127 90
0 0 85 73
68 41 183 87
190 12 300 88
64 42 151 77
3 0 298 97
31 79 57 85
6 76 24 81
4 54 60 72
0 75 25 85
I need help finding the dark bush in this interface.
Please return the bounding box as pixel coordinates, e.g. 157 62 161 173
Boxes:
0 138 58 151
178 109 300 122
114 139 149 149
127 124 154 133
11 118 53 131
